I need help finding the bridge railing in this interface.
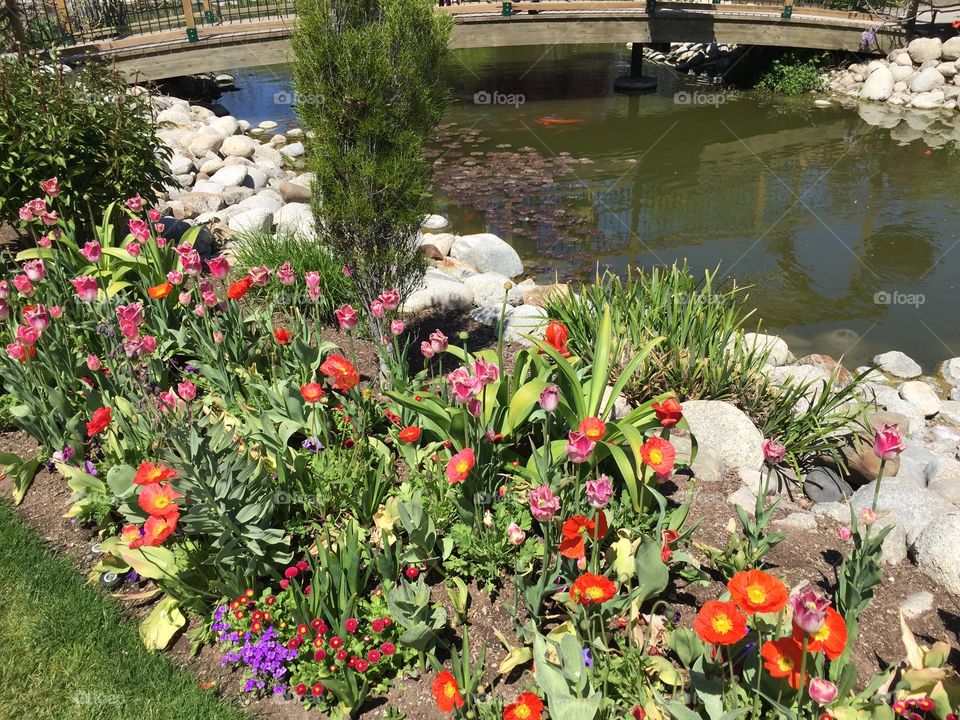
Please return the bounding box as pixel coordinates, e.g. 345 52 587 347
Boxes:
4 0 906 52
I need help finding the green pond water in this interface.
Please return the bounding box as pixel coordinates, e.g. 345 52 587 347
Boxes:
220 44 960 371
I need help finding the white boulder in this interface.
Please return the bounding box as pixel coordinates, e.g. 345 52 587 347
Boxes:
450 233 523 278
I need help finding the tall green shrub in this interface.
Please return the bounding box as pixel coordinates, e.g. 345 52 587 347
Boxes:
291 0 451 306
0 55 171 230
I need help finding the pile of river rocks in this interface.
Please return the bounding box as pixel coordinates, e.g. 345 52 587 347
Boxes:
823 36 960 112
639 41 742 75
675 336 960 597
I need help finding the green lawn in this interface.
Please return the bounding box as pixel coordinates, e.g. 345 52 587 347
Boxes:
0 500 247 720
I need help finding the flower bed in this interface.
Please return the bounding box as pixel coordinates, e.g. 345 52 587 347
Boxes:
2 182 958 720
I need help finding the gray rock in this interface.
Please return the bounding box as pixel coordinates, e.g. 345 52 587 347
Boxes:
897 443 940 488
192 180 224 195
450 233 523 278
177 192 226 217
775 512 818 531
199 158 226 175
875 510 909 566
220 135 259 158
278 180 311 203
727 486 758 516
422 214 449 231
222 186 254 205
938 400 960 426
860 66 895 101
244 167 268 190
908 37 943 64
681 400 764 471
804 465 854 503
924 455 960 504
209 165 248 188
168 153 194 176
691 447 725 483
188 134 224 156
899 380 941 417
274 203 315 239
211 115 239 137
850 477 949 545
937 357 960 387
462 272 512 307
885 397 926 425
937 62 958 79
600 385 633 422
253 143 285 167
943 36 960 61
504 304 549 344
279 141 304 159
741 332 791 366
236 192 283 214
921 424 960 456
863 382 901 409
469 304 506 327
900 591 935 619
812 501 852 523
911 91 944 110
258 120 279 131
895 51 915 66
418 232 456 256
402 268 475 314
912 511 960 595
891 64 916 82
739 465 795 495
873 350 922 378
228 208 274 234
910 67 946 93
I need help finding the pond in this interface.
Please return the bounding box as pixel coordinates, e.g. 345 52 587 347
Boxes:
218 44 960 371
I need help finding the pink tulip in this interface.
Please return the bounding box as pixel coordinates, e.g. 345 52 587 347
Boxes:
308 287 321 302
40 212 58 226
80 241 102 263
12 275 34 297
148 208 162 222
566 430 596 464
140 335 157 355
27 198 46 216
178 291 191 305
40 177 60 197
420 341 435 359
390 319 405 336
342 265 352 277
202 291 218 308
467 398 482 417
71 276 98 302
873 423 906 460
86 355 101 371
24 305 49 332
154 223 165 236
167 271 184 285
380 288 400 310
277 262 295 285
335 304 358 330
125 194 144 212
37 235 52 249
249 266 270 286
18 205 33 222
529 484 560 522
473 358 499 385
539 385 559 413
370 300 385 318
837 526 852 542
586 474 614 509
49 305 61 319
762 438 786 465
116 302 144 340
859 509 876 526
451 377 482 404
128 219 150 242
789 585 830 634
15 324 39 346
194 304 205 317
126 241 142 257
429 329 448 354
0 300 8 321
808 678 838 706
207 256 230 279
6 343 26 361
305 271 321 289
177 380 197 401
213 331 224 344
507 523 526 545
23 259 45 282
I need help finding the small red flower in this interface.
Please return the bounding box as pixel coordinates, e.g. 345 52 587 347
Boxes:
300 382 324 403
446 448 475 483
559 514 608 559
226 276 254 300
432 670 464 713
569 573 617 605
147 282 173 299
505 692 543 720
319 353 359 391
651 397 683 428
86 406 112 437
273 326 291 345
544 320 571 357
579 416 606 441
641 436 676 476
133 461 177 486
398 426 421 443
138 482 182 517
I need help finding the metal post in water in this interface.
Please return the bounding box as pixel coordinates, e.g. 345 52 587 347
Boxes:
614 42 658 92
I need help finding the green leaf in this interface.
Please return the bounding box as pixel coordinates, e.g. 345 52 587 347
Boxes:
504 378 546 436
139 596 186 651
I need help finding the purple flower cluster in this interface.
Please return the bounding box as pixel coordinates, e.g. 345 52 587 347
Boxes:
214 606 296 696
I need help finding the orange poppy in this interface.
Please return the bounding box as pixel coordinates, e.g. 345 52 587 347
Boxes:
793 606 847 661
579 416 606 441
141 511 179 547
398 426 421 443
640 436 676 475
651 397 683 428
728 570 788 615
138 482 182 517
558 514 608 559
505 692 543 720
694 600 748 646
133 461 177 486
226 276 253 300
147 282 173 299
86 406 112 437
432 670 463 713
446 448 475 483
544 321 571 357
319 353 360 391
570 573 617 605
300 383 324 403
762 637 807 690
